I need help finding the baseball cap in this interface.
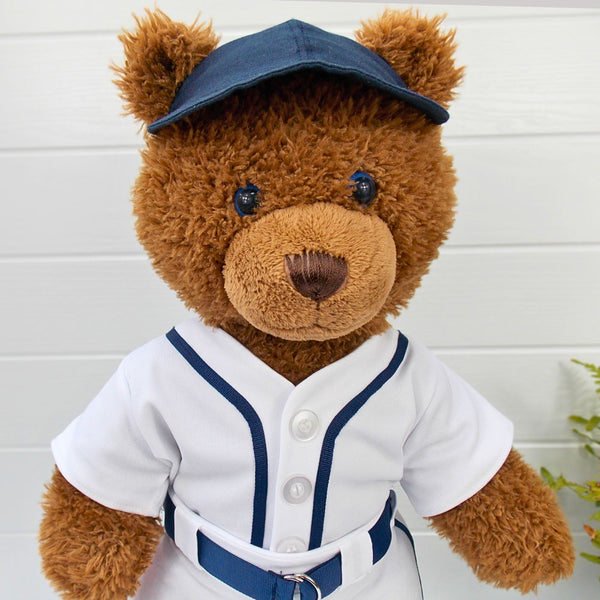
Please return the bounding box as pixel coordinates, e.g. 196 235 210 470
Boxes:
147 19 449 134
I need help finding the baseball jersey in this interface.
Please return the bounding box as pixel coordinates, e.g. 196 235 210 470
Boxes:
52 318 513 598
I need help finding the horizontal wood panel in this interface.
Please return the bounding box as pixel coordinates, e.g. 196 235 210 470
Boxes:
439 350 600 442
449 15 600 136
0 535 56 600
0 34 129 149
1 15 599 149
448 135 600 246
1 250 597 355
2 136 598 256
395 248 600 348
0 258 192 356
0 150 141 256
2 350 599 448
0 1 586 35
1 450 55 534
0 358 121 447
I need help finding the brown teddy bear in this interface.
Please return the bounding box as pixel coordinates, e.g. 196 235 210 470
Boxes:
39 8 575 600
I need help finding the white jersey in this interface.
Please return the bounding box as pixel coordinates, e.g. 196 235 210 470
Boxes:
52 318 513 599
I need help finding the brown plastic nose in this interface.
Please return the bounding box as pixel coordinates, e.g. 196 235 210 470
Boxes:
285 251 348 302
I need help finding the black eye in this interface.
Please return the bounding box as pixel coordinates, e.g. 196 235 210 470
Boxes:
348 171 377 206
234 184 262 216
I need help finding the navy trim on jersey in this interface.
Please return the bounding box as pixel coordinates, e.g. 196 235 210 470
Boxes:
395 519 424 600
394 519 415 551
308 332 409 550
164 493 175 540
166 327 268 548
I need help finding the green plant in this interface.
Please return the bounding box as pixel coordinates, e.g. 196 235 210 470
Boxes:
542 360 600 576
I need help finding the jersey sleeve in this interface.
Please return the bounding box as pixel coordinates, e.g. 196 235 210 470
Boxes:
51 357 175 517
399 344 514 518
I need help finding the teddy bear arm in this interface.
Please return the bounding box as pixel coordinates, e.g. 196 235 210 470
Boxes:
427 448 575 593
39 466 163 600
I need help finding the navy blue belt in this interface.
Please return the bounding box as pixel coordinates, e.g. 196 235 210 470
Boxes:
163 494 395 600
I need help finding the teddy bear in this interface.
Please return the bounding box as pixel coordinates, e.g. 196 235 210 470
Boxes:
39 7 575 600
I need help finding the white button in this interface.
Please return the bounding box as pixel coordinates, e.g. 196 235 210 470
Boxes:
291 410 319 441
276 537 307 553
283 476 312 504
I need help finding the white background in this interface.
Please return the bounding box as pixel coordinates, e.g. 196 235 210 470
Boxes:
0 1 599 597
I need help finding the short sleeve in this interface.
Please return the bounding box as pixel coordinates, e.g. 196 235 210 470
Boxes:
400 346 513 518
51 358 175 517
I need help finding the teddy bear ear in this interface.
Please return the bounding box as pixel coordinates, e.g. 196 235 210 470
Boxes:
355 9 464 108
112 8 220 125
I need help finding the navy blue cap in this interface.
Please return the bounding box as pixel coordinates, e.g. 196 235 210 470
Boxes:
147 19 449 133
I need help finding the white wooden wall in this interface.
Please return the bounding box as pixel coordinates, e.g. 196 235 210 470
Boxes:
1 1 599 597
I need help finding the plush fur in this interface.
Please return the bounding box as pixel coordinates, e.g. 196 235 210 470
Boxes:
355 9 465 107
113 8 220 125
430 449 575 593
40 8 575 599
40 468 163 600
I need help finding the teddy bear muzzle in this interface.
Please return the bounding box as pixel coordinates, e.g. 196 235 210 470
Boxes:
222 202 396 341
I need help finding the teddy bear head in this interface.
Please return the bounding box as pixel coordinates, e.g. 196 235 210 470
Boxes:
114 9 462 361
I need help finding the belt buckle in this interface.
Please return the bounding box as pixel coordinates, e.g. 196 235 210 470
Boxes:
283 573 322 600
